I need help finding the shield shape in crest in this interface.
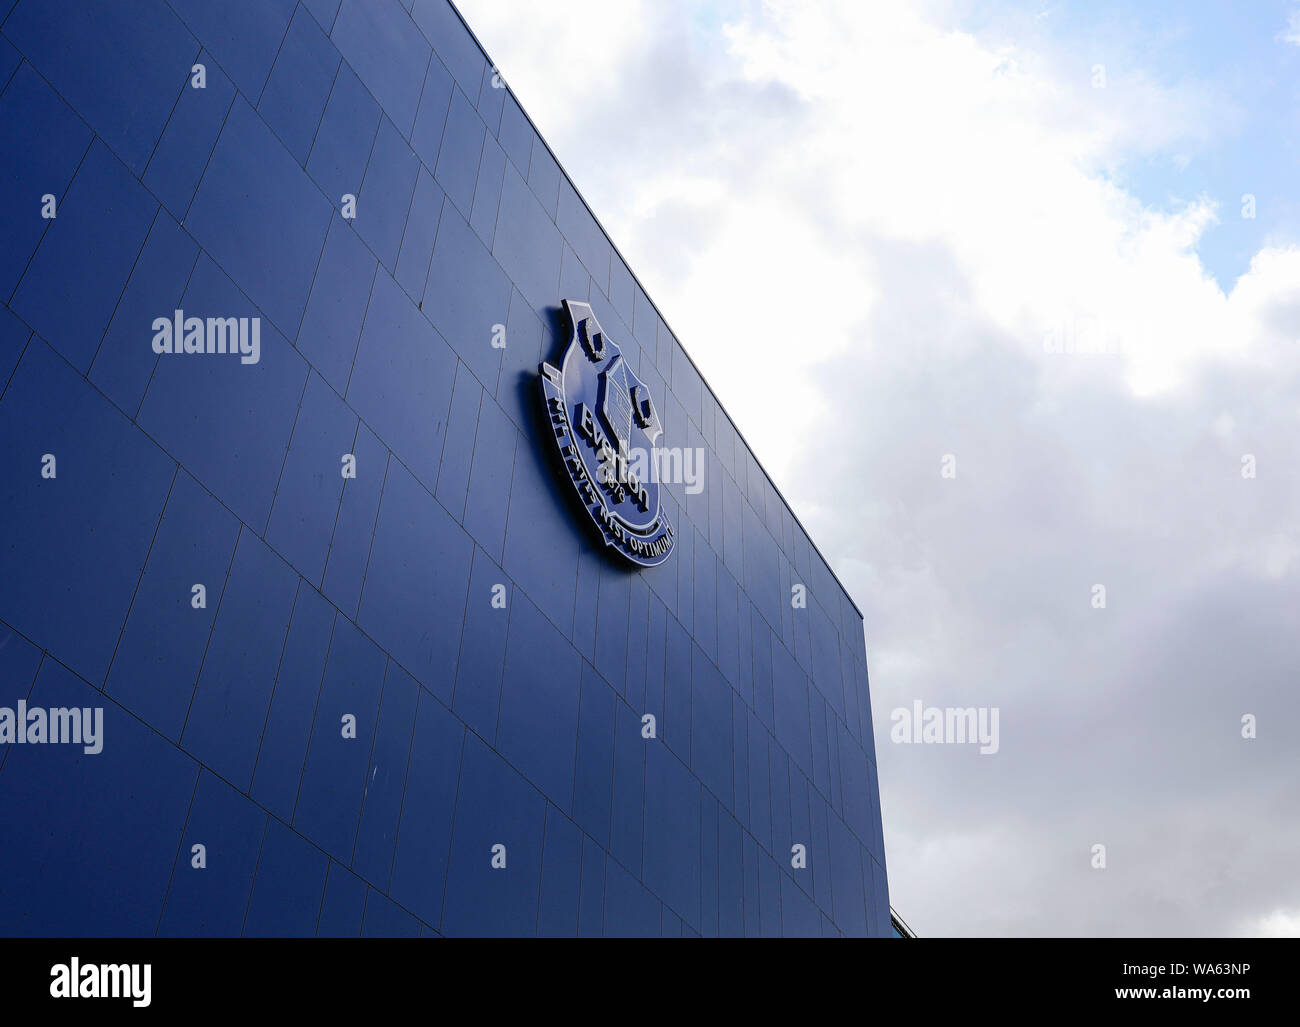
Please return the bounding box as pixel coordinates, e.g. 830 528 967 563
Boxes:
539 300 674 566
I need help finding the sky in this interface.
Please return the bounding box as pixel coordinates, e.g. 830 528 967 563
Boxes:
453 0 1300 937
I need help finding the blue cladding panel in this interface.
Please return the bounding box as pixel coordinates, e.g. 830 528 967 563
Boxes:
304 0 341 32
811 598 847 717
462 392 512 553
471 133 506 247
559 243 590 311
609 257 635 335
251 584 336 821
307 63 381 203
837 717 877 851
0 341 174 685
0 619 41 698
752 607 775 728
435 86 485 218
244 818 329 937
181 532 299 789
870 856 891 937
258 5 339 164
643 743 701 931
577 835 606 937
497 91 532 174
435 359 481 518
758 847 782 938
331 0 430 137
828 808 870 937
700 792 720 936
353 660 420 889
747 713 773 854
168 0 295 100
143 51 236 222
691 642 732 805
411 0 484 95
675 519 695 640
558 181 611 297
731 691 750 826
604 859 660 938
396 168 444 299
318 862 366 937
451 545 509 738
441 734 545 937
491 164 562 319
790 768 816 901
593 568 630 697
744 503 783 634
716 561 741 686
609 699 645 876
0 304 29 390
4 0 193 174
293 617 387 864
346 272 455 494
572 663 616 849
624 578 650 713
663 614 692 763
105 471 240 738
495 285 542 430
772 640 813 780
538 806 582 937
475 59 505 133
496 593 580 813
827 708 844 812
770 746 794 870
526 139 560 219
138 254 309 531
89 211 199 416
502 424 579 633
321 422 386 616
389 689 462 927
0 0 883 939
158 770 266 937
642 598 665 746
355 116 419 272
424 202 510 390
266 372 357 583
362 890 420 936
810 693 832 801
718 811 745 937
411 56 454 169
11 140 156 374
297 215 376 395
0 664 196 936
187 99 333 335
358 460 473 701
0 35 13 85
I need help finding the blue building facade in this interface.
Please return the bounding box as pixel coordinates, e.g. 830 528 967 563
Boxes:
0 0 887 937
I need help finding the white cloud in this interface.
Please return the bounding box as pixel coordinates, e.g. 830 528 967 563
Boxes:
459 0 1283 472
1280 9 1300 46
1253 908 1300 937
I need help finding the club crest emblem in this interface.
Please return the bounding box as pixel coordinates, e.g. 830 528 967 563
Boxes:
539 300 674 566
